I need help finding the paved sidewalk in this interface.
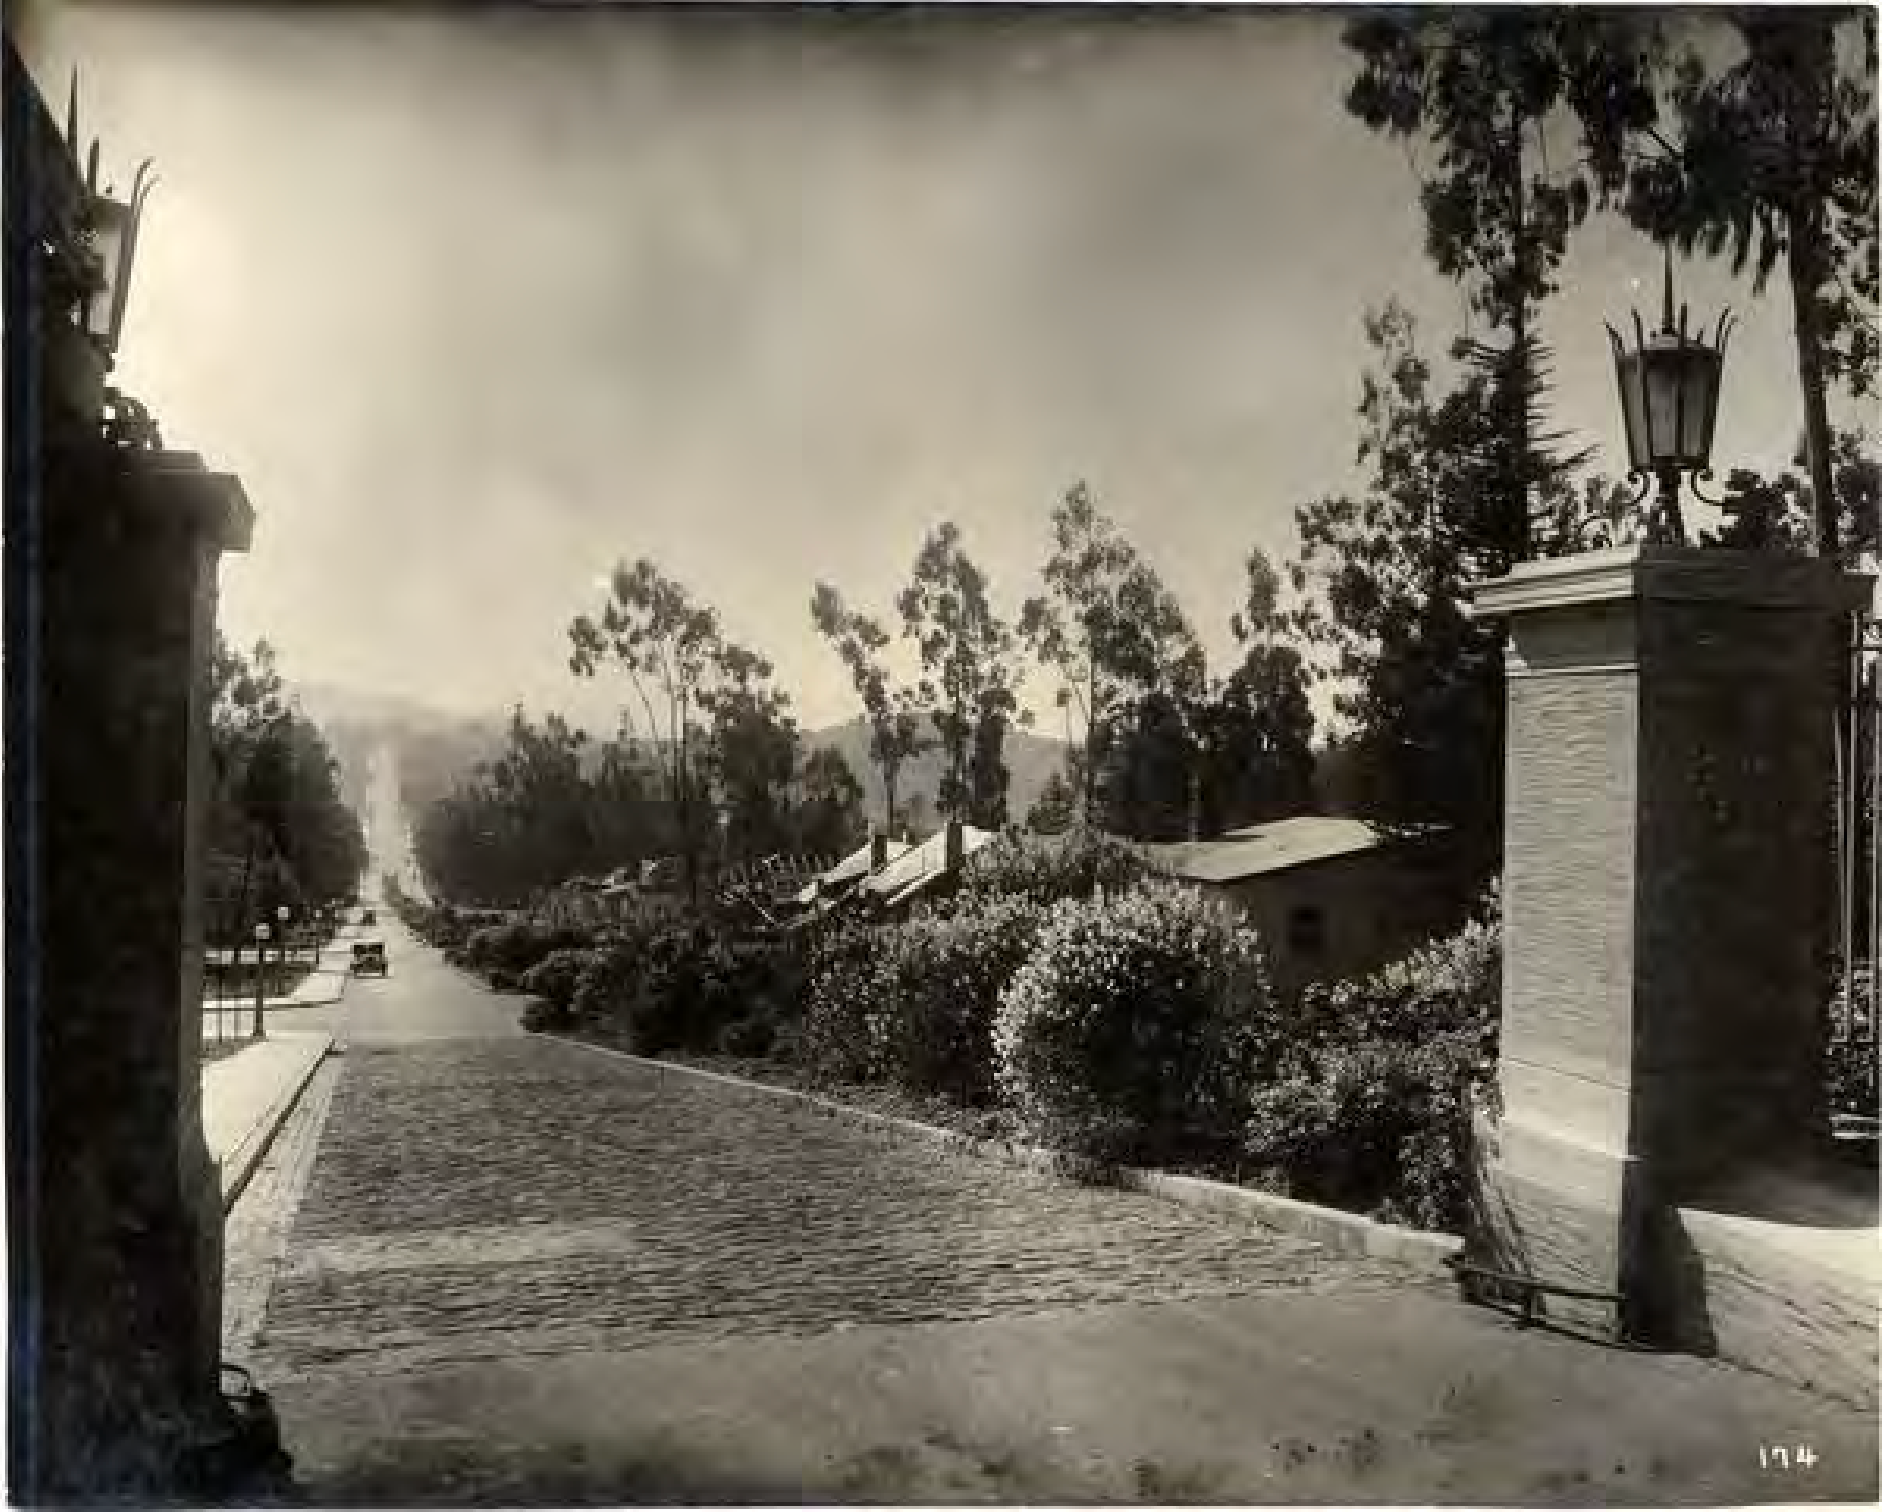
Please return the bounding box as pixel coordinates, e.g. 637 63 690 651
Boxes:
204 961 352 1017
202 1031 337 1209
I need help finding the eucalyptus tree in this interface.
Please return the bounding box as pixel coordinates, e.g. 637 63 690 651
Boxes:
1019 482 1205 827
793 746 867 858
698 640 801 860
206 636 364 921
810 581 929 834
569 559 725 895
1705 427 1881 557
896 522 1030 830
1193 549 1317 834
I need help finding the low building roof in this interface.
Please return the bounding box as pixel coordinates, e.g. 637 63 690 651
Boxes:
1142 816 1409 885
794 835 915 905
863 824 998 902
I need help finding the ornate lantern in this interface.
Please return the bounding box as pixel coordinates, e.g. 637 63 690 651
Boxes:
1606 248 1735 545
65 76 157 364
81 161 156 359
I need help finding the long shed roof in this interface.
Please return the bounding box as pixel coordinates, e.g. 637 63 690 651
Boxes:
1142 816 1398 884
794 835 916 904
862 824 998 901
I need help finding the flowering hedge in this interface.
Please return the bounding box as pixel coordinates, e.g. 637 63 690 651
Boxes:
995 880 1278 1168
801 923 897 1083
1242 904 1500 1231
879 895 1047 1106
463 920 596 979
563 922 804 1057
518 947 605 1018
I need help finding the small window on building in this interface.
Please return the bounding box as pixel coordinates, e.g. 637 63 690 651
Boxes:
1287 904 1326 961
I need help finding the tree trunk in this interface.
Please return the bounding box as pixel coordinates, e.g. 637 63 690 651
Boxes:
1788 213 1842 558
672 697 699 906
1081 662 1101 827
1768 12 1840 553
1507 110 1537 560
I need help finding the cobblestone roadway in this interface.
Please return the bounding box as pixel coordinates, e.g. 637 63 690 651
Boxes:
252 1037 1408 1377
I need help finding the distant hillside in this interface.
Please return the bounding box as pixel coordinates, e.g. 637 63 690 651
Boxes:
804 715 1069 831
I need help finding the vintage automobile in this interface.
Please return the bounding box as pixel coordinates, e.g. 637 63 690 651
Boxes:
349 940 389 977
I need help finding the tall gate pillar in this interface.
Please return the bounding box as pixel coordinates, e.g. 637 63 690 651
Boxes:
1472 544 1871 1341
19 440 254 1496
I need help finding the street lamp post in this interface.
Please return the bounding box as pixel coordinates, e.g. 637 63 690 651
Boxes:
251 922 270 1040
1605 248 1736 546
275 904 291 998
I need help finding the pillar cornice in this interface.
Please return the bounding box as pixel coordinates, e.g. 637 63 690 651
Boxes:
52 445 254 554
1472 543 1873 619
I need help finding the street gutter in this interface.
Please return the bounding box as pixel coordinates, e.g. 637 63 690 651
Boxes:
218 1034 339 1212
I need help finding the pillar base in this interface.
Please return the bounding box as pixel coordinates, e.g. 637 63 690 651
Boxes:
1473 1109 1640 1336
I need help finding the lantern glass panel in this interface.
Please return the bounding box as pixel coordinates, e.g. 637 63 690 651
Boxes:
1677 351 1720 464
82 198 130 343
1643 348 1686 466
1615 351 1650 471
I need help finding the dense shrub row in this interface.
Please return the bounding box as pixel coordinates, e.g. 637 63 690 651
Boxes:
997 881 1276 1169
506 921 807 1059
953 828 1152 908
462 920 596 983
1242 908 1500 1231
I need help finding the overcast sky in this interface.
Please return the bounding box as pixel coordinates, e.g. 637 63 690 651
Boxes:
25 4 1864 733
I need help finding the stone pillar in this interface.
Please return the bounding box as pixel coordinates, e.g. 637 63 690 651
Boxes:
1471 544 1871 1341
22 440 253 1496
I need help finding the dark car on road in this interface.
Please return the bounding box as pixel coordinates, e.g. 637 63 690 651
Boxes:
350 940 389 977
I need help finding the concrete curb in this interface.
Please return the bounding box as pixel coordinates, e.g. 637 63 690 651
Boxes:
220 1033 337 1212
551 1034 1463 1276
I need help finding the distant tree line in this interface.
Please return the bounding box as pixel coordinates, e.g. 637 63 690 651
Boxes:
414 688 866 910
206 636 368 936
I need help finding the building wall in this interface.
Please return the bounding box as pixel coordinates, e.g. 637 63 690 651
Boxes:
1202 841 1460 997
